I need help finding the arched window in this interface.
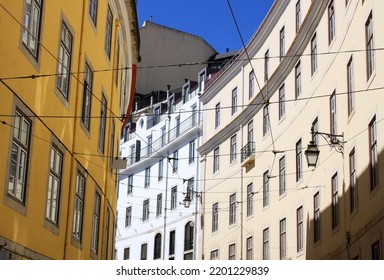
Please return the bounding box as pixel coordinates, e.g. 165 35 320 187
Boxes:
154 233 162 259
184 222 194 260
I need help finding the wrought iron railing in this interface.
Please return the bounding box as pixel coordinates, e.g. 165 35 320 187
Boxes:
241 141 255 163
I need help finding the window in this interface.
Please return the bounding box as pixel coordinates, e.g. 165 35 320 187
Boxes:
72 171 86 241
146 135 152 157
140 243 147 260
296 0 301 32
330 91 337 142
142 199 149 221
278 83 285 119
187 178 194 203
81 63 93 130
215 103 220 128
280 26 285 61
264 50 269 81
161 126 166 146
279 156 286 196
199 71 206 92
98 95 107 152
22 0 42 58
189 140 195 164
91 192 101 253
263 171 269 207
57 23 73 98
212 203 218 232
296 139 303 182
89 0 98 26
263 104 270 136
154 233 162 259
129 144 135 165
247 183 253 217
280 219 287 260
8 109 32 203
171 186 177 210
105 5 113 59
332 173 339 229
175 117 180 137
213 147 220 173
123 206 131 228
365 12 374 80
349 148 357 213
328 1 335 44
297 206 304 252
231 87 237 115
263 228 269 260
229 193 236 225
158 160 163 181
369 116 378 190
169 230 176 257
183 84 190 103
314 192 321 242
210 249 219 260
312 117 319 145
248 120 254 143
127 175 133 195
371 240 381 260
246 237 253 260
172 150 178 173
46 145 63 224
295 61 301 99
156 194 162 217
311 33 317 75
229 243 236 260
184 222 194 259
230 134 237 163
191 104 197 127
144 167 150 188
347 56 355 115
249 71 254 99
123 247 130 260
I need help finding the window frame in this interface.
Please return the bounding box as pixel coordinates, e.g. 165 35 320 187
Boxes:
104 5 113 59
365 12 374 80
8 108 32 204
56 22 73 99
46 145 63 225
22 0 43 59
229 193 236 225
72 171 86 242
331 173 339 229
369 116 378 190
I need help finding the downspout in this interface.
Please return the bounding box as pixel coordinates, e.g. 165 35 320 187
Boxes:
63 0 87 260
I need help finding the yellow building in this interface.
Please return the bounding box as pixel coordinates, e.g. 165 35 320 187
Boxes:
199 0 384 260
0 0 139 259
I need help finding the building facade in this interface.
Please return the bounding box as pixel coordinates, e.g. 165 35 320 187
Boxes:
0 0 139 259
116 80 203 260
199 0 384 260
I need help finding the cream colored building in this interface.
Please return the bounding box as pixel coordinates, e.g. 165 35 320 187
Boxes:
199 0 384 260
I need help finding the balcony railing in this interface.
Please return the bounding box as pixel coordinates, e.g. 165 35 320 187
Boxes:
128 113 201 166
241 141 255 167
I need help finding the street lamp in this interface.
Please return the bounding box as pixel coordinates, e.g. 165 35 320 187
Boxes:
305 140 320 168
305 129 344 168
182 190 202 208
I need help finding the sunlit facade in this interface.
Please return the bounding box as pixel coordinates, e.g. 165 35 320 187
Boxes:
199 0 384 260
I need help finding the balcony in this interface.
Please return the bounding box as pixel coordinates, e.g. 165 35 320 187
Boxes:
241 141 255 167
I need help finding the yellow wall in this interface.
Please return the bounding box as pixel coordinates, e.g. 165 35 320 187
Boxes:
0 0 138 259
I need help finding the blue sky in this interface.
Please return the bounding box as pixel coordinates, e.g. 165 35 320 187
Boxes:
137 0 275 54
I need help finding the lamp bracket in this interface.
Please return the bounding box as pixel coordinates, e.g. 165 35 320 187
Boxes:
312 131 345 154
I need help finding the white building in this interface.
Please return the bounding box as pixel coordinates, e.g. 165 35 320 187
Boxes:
115 80 203 260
